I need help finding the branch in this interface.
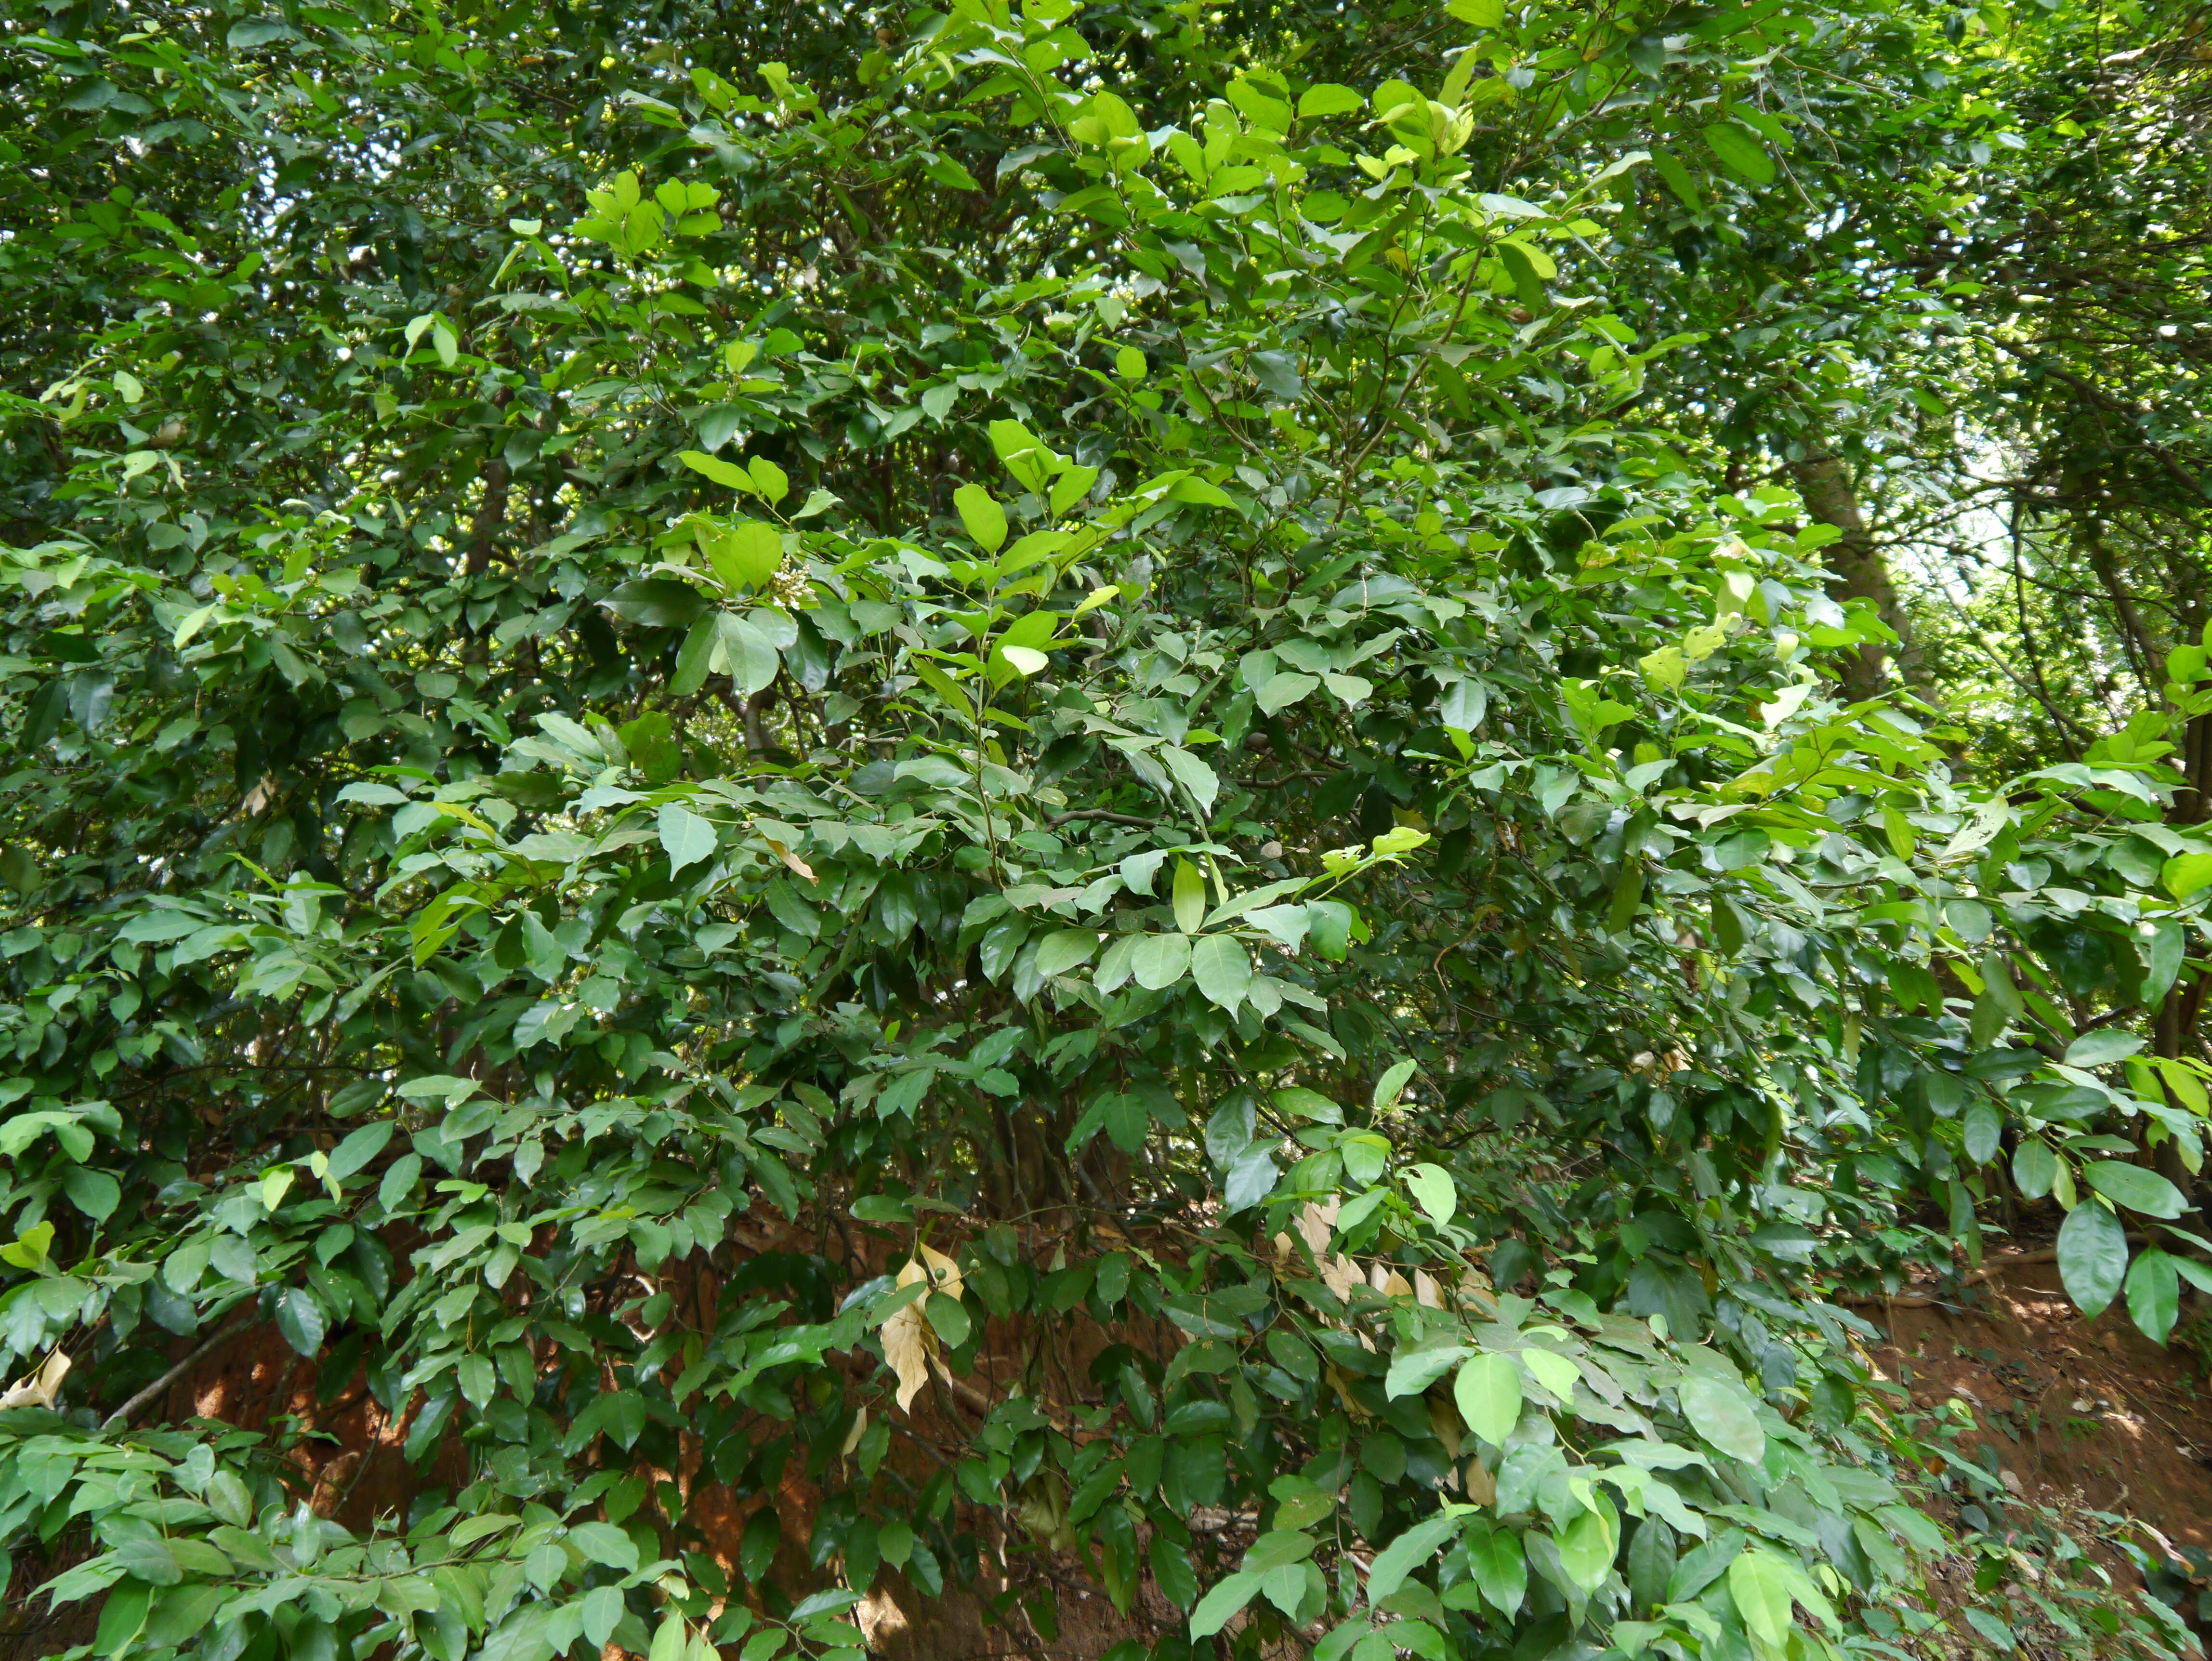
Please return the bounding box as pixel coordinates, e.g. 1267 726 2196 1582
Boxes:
101 1313 257 1432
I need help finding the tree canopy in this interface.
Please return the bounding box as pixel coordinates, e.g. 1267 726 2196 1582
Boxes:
3 2 2211 1661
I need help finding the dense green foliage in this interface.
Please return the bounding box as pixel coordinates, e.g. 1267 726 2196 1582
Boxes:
3 2 2210 1661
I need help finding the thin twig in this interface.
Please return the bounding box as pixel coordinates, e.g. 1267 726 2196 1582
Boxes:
102 1315 257 1432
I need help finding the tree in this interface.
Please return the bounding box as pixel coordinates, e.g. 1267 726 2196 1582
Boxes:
0 2 2200 1661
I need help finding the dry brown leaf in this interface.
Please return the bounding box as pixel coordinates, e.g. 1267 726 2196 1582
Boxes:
1463 1455 1497 1506
1319 1253 1362 1302
764 836 816 883
0 1349 69 1411
882 1300 933 1414
1429 1392 1462 1459
1295 1198 1337 1257
910 1241 964 1300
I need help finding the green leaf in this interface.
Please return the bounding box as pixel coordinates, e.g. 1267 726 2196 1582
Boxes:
1173 859 1207 934
1495 239 1552 308
328 1120 395 1181
680 449 754 491
748 456 789 504
1297 83 1364 118
1405 1162 1456 1225
717 613 781 695
2127 1249 2181 1344
459 1352 495 1407
1152 1536 1200 1609
618 710 684 786
1703 122 1775 184
1374 1059 1416 1110
1255 672 1318 715
1606 863 1645 934
1225 1143 1277 1211
1160 745 1221 815
2144 921 2186 1002
378 1154 421 1213
94 1579 153 1655
1033 930 1099 978
2084 1160 2186 1219
1365 1515 1460 1605
1132 932 1192 990
927 1291 971 1348
1384 1343 1471 1400
658 803 718 873
2056 1201 2129 1318
1190 935 1252 1013
61 1165 119 1222
1308 900 1355 961
1465 1524 1526 1617
1726 1550 1794 1648
923 153 981 191
569 1522 640 1572
954 482 1007 553
582 1587 625 1649
114 1538 183 1588
603 579 709 630
1555 1493 1618 1592
2164 852 2212 899
1647 147 1702 209
2066 1029 2146 1068
670 616 718 697
1522 1348 1579 1403
2013 1138 2056 1200
275 1287 326 1356
1190 1570 1263 1638
1961 1098 2001 1166
1678 1372 1766 1463
703 520 783 591
1453 1352 1522 1445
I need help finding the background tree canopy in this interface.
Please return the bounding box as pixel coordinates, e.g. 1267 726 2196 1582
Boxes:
3 1 2212 1660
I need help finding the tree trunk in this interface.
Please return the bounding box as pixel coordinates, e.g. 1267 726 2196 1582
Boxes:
1789 451 1925 702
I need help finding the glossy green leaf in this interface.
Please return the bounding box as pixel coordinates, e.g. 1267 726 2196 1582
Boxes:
2013 1138 2057 1200
2057 1201 2129 1317
2126 1249 2181 1344
2083 1160 2186 1219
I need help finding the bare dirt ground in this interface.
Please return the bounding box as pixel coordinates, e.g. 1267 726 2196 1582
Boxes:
1857 1255 2212 1550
